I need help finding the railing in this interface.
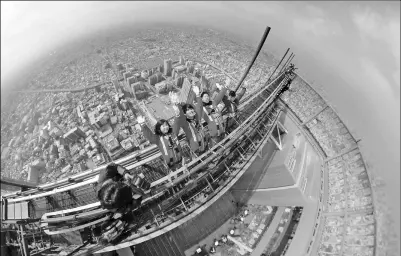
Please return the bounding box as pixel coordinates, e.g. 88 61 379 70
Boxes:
87 73 288 255
94 116 282 254
3 60 291 201
4 69 288 205
4 72 290 248
18 73 284 237
155 105 281 226
1 69 291 256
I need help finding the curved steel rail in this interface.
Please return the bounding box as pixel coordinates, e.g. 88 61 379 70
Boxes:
42 71 287 238
2 59 255 200
76 79 286 255
5 69 288 205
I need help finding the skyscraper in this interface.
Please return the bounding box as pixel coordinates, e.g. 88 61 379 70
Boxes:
179 56 185 65
158 64 163 73
127 76 137 87
113 79 119 92
175 76 184 88
179 78 196 104
187 65 194 74
123 72 131 81
155 72 163 83
148 74 157 86
63 127 86 143
200 75 209 92
164 59 172 77
137 101 158 132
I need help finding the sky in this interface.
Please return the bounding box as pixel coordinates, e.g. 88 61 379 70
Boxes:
1 0 400 245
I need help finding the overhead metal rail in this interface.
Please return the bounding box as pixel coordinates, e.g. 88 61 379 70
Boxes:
39 70 288 234
5 68 290 205
72 76 287 256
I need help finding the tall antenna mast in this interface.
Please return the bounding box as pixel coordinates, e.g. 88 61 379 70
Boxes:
278 52 293 74
234 26 271 92
266 48 289 83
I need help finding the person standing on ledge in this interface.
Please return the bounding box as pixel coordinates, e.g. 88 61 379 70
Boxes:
138 117 184 170
169 92 207 157
193 78 230 146
221 83 247 133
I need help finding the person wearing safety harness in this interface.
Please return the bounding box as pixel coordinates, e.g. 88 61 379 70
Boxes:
97 163 145 213
95 163 150 245
221 84 247 133
193 78 230 146
138 117 183 170
169 92 207 157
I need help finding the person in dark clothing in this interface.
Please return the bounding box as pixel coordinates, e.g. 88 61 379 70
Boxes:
97 163 144 213
221 87 246 117
219 85 246 133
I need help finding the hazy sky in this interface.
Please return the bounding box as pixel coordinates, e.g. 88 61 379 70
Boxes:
1 0 400 244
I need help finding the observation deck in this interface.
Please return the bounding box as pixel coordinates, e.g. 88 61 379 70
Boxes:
1 67 394 256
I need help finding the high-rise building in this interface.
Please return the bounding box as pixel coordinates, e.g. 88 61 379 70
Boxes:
27 165 40 184
179 78 196 104
63 127 86 143
113 79 119 92
158 64 163 73
175 76 184 88
200 75 209 92
174 65 187 75
179 56 185 65
137 101 158 132
123 72 131 81
187 65 195 74
148 74 158 86
127 76 137 87
155 72 163 83
164 59 172 77
131 82 149 100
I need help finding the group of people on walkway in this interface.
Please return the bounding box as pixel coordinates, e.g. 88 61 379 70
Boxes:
93 78 247 244
139 78 246 169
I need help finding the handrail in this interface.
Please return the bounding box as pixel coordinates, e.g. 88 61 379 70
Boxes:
94 106 283 254
162 104 280 221
3 62 284 200
2 145 160 199
40 191 166 228
43 73 286 239
8 153 161 203
7 71 287 204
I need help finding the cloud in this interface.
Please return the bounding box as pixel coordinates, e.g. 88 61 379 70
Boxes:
292 5 343 37
360 57 400 102
305 5 325 17
352 7 400 86
293 18 342 37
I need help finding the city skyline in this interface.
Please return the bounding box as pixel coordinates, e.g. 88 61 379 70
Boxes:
1 1 400 252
